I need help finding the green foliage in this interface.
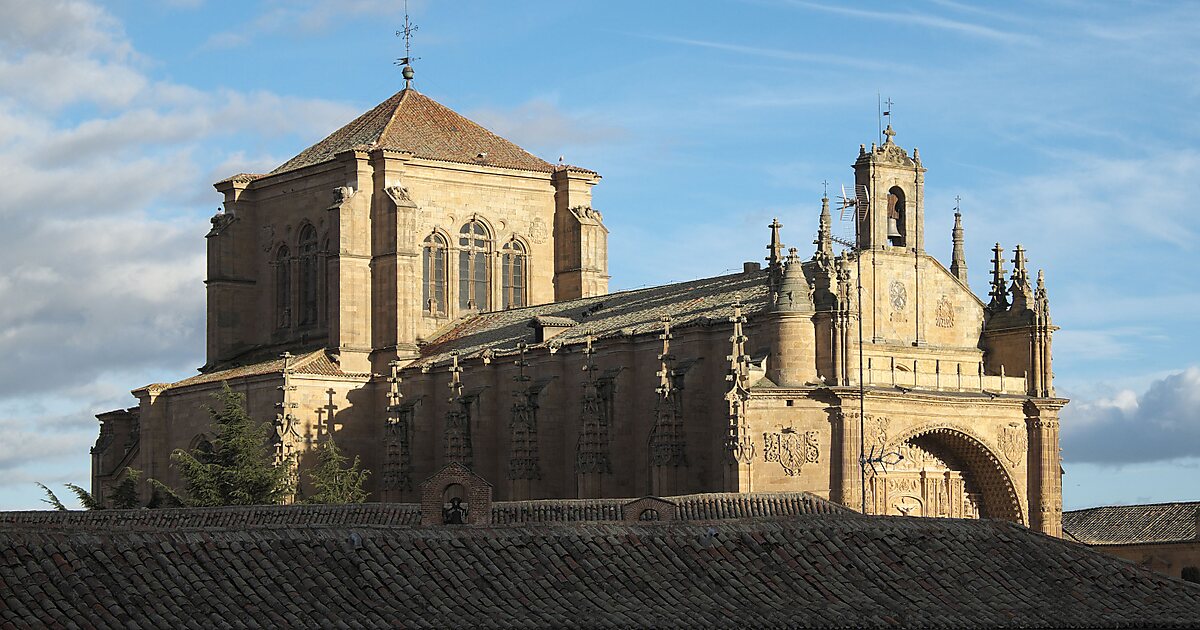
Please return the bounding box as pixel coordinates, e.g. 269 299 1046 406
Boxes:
168 383 295 506
304 438 370 504
109 468 143 509
146 479 185 508
64 484 103 510
36 482 66 511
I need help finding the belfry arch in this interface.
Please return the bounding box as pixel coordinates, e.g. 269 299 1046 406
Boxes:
869 425 1024 525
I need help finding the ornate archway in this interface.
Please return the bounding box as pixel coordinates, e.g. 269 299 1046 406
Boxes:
867 425 1023 524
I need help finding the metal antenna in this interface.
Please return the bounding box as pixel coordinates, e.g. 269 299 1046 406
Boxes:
394 0 420 89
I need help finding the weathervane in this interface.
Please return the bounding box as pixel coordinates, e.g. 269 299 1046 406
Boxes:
394 0 419 89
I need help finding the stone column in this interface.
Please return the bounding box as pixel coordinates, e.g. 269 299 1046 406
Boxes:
1025 400 1064 537
838 409 863 511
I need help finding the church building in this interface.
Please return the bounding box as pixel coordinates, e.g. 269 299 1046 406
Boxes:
91 75 1068 536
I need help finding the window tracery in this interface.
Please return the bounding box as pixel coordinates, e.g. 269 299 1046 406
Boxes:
458 220 491 310
274 245 290 329
422 233 448 315
297 225 319 326
501 239 527 309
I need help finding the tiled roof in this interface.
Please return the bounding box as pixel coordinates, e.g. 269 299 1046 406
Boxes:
270 89 557 175
489 491 848 524
154 349 370 392
3 509 1199 628
1064 501 1199 545
417 270 770 367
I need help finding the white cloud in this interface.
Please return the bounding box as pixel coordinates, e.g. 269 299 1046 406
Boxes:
468 98 626 159
1062 367 1200 464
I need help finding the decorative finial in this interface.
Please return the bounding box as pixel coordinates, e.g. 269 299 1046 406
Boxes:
766 218 784 267
950 199 967 284
883 124 897 144
395 0 419 89
987 243 1009 311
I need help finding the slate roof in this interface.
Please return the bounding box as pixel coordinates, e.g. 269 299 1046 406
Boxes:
1064 501 1200 545
417 270 771 367
147 349 371 393
270 89 558 176
3 507 1200 628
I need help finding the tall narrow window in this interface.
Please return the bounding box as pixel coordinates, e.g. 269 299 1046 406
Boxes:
887 186 906 247
458 220 491 310
501 239 527 309
322 237 333 326
423 233 448 314
275 245 291 329
298 225 318 326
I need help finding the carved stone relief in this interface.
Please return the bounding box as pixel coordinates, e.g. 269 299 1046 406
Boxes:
998 423 1027 468
762 429 819 476
529 217 548 244
935 295 955 328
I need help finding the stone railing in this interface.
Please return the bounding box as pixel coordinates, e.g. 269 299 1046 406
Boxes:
856 358 1027 395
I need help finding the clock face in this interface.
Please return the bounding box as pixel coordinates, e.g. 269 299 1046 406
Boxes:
889 280 907 310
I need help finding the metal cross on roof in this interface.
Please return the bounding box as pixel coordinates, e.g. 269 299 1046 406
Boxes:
394 0 419 89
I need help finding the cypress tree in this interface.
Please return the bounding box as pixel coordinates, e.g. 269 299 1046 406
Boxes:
169 383 294 506
304 438 370 504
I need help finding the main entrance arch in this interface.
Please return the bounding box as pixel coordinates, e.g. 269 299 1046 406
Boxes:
866 425 1023 524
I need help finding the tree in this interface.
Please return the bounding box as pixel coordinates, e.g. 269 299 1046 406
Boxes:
108 468 143 509
168 383 294 506
304 438 370 504
36 482 66 511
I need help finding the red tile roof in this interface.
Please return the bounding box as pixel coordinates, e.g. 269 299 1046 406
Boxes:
270 89 559 175
158 349 369 392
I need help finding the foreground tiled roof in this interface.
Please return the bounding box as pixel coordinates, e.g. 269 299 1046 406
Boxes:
0 492 843 530
270 89 557 175
3 508 1199 628
490 492 848 524
1064 501 1199 545
417 270 770 367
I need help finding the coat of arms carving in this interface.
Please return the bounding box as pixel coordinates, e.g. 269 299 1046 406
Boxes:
763 429 820 476
935 295 955 328
998 423 1026 468
529 217 548 244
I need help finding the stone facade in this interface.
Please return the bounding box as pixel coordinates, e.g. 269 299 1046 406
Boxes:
92 93 1067 536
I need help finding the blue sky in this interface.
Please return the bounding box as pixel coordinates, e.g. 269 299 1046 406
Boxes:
0 0 1196 510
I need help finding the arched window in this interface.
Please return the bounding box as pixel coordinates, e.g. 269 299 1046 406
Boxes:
501 239 527 309
422 233 448 315
458 220 491 310
322 237 333 326
275 245 291 329
298 225 318 326
887 186 906 247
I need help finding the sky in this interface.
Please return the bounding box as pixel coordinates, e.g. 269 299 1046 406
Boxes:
0 0 1197 510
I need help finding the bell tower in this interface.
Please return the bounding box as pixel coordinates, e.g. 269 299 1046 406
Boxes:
853 125 927 251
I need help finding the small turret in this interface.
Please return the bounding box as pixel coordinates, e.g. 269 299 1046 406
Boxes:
987 243 1009 312
950 209 967 284
775 248 813 313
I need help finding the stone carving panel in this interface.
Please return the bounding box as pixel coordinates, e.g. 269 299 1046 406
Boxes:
935 295 955 328
762 429 819 476
998 423 1027 468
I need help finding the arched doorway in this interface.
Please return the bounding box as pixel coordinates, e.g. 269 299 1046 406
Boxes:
866 426 1023 524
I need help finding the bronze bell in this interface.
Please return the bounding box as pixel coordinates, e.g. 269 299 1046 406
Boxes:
887 216 902 239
